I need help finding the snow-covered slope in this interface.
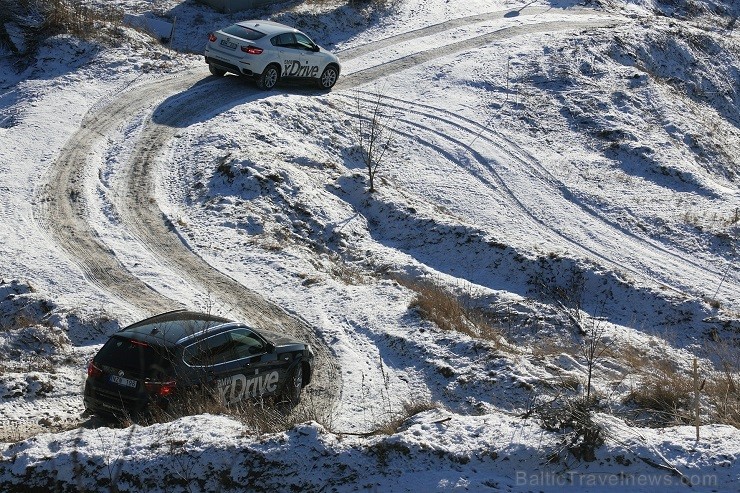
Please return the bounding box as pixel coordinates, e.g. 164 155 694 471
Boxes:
0 0 738 491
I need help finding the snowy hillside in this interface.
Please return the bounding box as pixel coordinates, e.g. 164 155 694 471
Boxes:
0 0 738 491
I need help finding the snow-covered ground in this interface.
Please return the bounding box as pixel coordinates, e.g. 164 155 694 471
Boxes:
0 0 738 491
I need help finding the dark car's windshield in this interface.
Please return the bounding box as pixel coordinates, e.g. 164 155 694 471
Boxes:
95 336 174 378
222 24 265 41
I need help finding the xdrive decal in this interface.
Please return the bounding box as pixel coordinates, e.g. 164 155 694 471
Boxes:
283 60 319 78
218 371 279 404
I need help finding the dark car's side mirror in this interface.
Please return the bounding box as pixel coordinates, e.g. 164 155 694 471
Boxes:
266 341 276 353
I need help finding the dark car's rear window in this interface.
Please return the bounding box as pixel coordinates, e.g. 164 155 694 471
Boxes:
95 336 174 378
222 24 265 41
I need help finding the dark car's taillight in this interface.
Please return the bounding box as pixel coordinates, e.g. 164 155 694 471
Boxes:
145 380 177 397
87 360 103 378
208 33 217 43
241 45 263 55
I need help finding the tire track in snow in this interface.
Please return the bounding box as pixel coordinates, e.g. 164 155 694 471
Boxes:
340 91 737 305
34 74 193 315
337 17 620 90
335 6 602 60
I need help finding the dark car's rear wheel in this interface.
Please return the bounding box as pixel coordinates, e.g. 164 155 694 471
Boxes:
284 364 303 404
256 64 280 90
209 64 226 77
317 65 338 90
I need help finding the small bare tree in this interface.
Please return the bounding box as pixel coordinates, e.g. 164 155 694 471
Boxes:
355 89 397 192
581 316 610 402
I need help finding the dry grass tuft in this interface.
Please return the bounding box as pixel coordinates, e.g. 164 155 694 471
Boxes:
703 340 740 428
139 386 336 435
624 360 694 424
369 400 438 436
42 0 123 39
615 337 740 429
627 372 693 415
3 0 124 55
705 375 740 428
394 275 508 347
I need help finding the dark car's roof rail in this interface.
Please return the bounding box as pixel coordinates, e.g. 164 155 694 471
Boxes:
118 309 188 331
118 310 236 346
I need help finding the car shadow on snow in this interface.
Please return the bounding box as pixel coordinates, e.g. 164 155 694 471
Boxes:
151 72 330 128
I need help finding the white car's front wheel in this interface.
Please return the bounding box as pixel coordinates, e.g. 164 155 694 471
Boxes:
256 65 280 90
318 65 339 90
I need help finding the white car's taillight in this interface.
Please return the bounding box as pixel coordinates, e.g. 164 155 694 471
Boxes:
241 45 263 55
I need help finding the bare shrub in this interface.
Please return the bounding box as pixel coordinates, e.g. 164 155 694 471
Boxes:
580 318 611 401
354 88 398 192
535 396 605 463
530 263 588 335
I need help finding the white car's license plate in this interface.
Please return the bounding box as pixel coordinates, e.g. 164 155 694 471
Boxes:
110 375 137 388
220 39 237 49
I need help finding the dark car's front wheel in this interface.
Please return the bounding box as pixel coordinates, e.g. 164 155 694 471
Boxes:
317 65 338 90
284 364 303 404
256 65 280 90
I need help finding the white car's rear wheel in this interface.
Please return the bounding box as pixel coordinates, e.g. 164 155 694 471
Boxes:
209 64 226 77
318 65 338 90
256 65 280 90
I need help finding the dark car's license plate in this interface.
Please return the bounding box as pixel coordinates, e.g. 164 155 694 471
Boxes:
110 375 137 388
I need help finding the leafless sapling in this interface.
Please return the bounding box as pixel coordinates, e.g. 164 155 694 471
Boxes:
355 89 397 192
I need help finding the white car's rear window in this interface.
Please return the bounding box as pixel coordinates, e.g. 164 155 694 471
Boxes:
222 24 265 41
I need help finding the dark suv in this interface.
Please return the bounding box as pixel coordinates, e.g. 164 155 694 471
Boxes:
84 310 314 418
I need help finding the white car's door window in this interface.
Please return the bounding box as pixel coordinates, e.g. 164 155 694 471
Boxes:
272 31 323 78
293 33 315 51
272 33 294 47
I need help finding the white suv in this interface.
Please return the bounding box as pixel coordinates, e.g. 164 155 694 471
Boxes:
204 20 341 90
